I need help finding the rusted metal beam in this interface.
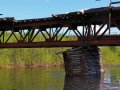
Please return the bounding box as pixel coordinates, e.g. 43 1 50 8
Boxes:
0 7 119 48
0 39 119 48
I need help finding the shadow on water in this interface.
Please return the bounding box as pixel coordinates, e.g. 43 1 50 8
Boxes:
64 75 101 90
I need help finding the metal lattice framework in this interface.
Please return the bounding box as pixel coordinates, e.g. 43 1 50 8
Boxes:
0 7 120 48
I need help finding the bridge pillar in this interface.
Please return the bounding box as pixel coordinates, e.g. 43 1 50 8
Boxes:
63 46 103 76
63 75 101 90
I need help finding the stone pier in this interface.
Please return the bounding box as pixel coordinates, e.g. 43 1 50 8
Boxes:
63 75 101 90
63 46 103 76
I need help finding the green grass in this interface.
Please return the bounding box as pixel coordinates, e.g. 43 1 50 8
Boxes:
101 46 120 66
0 33 71 68
0 46 118 68
0 48 69 68
0 32 119 67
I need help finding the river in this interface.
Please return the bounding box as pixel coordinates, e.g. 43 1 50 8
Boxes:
0 67 119 90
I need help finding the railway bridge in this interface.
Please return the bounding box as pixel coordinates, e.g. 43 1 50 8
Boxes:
0 6 120 76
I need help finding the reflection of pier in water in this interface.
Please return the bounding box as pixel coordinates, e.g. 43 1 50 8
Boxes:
63 71 120 90
64 75 101 90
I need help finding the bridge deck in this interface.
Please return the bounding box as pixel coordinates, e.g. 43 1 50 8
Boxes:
0 7 120 29
0 7 120 48
15 7 120 29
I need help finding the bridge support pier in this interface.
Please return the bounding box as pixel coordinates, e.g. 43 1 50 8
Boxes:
63 46 103 76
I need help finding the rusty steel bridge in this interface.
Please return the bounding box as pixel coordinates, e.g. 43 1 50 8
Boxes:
0 7 120 48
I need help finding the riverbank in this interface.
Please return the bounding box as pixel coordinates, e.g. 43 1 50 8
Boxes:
0 46 119 68
0 48 66 68
2 63 64 69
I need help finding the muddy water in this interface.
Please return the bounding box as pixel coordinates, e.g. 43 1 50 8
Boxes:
0 67 119 90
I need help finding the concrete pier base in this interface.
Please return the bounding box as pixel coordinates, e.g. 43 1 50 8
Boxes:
63 46 103 76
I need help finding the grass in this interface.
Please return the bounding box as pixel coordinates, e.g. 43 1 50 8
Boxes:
0 32 70 68
0 46 119 68
101 46 120 66
0 48 69 68
0 32 119 68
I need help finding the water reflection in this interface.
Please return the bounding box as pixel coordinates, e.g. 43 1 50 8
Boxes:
64 75 101 90
0 67 119 90
102 68 120 90
0 68 65 90
63 67 120 90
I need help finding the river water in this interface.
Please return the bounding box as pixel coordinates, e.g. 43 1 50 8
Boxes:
0 67 119 90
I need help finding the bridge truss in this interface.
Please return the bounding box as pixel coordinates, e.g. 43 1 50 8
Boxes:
0 7 120 48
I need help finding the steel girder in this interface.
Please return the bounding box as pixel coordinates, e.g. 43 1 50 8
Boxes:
0 7 120 47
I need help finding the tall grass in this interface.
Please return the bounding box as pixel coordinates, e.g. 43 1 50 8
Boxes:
0 33 70 68
0 47 69 68
0 32 119 67
101 46 120 66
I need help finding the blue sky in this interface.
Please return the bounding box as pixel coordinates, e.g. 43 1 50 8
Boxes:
0 0 116 20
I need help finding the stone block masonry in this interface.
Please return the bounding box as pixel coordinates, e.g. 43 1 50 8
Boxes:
63 46 103 76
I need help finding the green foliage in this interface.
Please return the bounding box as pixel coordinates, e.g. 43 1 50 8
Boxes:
0 32 120 67
0 46 120 67
0 33 71 68
0 48 68 68
109 46 116 52
101 46 120 66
